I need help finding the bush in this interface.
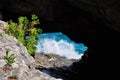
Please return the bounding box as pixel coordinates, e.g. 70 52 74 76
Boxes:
5 14 42 55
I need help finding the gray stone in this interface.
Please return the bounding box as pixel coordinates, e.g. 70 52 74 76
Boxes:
0 60 6 68
35 53 78 68
11 63 19 69
0 21 60 80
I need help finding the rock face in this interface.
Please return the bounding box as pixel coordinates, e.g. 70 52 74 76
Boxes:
0 0 57 21
1 0 120 32
0 21 61 80
66 0 120 32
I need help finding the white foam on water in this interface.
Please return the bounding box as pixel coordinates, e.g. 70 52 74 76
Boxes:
36 38 83 59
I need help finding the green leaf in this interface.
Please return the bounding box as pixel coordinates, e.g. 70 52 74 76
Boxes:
5 14 43 55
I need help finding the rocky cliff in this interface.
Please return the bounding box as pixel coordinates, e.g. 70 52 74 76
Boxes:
0 20 61 80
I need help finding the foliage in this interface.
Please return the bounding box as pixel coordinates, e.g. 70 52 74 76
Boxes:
4 50 15 65
5 14 42 55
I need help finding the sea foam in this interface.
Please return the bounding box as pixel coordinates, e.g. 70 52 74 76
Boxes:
36 32 88 59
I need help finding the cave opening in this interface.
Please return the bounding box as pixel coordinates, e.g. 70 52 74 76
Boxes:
1 1 120 80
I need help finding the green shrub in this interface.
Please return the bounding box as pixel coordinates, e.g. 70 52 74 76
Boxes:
5 14 42 55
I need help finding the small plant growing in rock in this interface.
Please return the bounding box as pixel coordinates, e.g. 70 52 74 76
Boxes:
3 50 15 72
5 14 42 55
4 50 15 65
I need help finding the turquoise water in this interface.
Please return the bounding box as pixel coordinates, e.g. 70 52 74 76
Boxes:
36 32 88 59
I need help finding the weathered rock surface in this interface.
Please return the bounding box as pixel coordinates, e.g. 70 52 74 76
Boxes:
35 53 78 68
34 53 88 80
1 0 120 32
66 0 120 32
0 21 62 80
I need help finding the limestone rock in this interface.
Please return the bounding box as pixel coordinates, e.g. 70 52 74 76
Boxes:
0 21 61 80
0 60 6 68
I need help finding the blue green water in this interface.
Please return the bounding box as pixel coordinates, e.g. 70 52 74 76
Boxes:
36 32 88 59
